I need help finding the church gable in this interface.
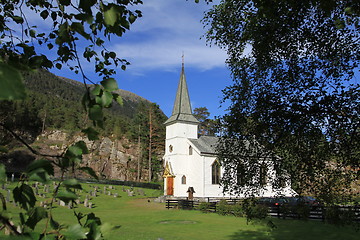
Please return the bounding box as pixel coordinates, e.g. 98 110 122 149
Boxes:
189 136 218 156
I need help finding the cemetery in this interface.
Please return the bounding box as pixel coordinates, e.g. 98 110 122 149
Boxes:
0 180 359 240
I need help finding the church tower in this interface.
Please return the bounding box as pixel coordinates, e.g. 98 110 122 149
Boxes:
163 60 199 196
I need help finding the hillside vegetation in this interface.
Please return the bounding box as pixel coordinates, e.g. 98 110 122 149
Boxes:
0 69 167 181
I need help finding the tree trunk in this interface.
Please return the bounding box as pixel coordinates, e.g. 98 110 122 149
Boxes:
148 106 152 182
137 124 141 182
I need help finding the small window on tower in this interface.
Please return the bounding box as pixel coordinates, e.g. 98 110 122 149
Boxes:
189 146 193 155
169 145 173 153
181 175 186 184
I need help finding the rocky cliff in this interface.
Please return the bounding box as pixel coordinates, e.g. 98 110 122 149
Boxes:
1 129 160 181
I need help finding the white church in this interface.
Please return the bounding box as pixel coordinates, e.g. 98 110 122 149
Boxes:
163 62 295 200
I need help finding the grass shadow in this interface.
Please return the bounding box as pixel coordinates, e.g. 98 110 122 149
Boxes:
228 230 272 240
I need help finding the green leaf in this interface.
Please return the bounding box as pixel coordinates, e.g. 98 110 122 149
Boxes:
28 160 46 175
91 84 102 96
59 157 70 169
84 213 101 227
120 18 130 30
75 13 94 24
66 141 89 158
82 93 90 111
0 164 6 183
82 127 99 140
63 224 86 239
104 7 118 26
79 0 96 14
114 94 123 106
26 159 54 176
56 189 78 203
28 170 51 184
71 22 90 39
12 16 24 24
78 167 98 180
89 104 103 121
85 213 102 240
59 0 71 6
40 10 49 20
26 207 47 230
13 184 36 210
63 179 82 190
29 29 36 38
100 78 118 91
0 63 26 100
101 91 113 107
100 222 113 239
50 216 60 230
129 14 136 24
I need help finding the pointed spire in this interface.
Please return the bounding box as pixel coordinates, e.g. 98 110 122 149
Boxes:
165 57 199 125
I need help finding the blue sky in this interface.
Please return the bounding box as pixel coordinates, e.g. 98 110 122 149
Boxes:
50 0 232 119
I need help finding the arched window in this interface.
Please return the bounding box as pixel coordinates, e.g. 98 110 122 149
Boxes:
189 146 193 155
260 164 268 186
211 160 221 184
169 145 173 153
181 175 186 184
237 163 246 186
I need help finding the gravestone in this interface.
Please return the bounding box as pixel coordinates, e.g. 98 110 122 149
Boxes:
92 190 97 197
6 190 11 202
138 189 145 196
84 198 88 208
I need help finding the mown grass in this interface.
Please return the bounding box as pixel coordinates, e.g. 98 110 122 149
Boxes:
1 182 359 240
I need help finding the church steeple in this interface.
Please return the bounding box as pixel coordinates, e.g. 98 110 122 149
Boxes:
164 58 199 125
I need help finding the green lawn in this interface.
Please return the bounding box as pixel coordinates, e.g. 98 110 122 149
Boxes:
1 182 359 240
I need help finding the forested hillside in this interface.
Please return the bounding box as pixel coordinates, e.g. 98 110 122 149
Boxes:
0 69 167 181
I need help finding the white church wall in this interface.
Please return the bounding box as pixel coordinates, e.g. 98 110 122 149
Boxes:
202 155 229 197
166 122 198 140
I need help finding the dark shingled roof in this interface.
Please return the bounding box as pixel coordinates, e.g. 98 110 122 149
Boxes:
189 135 219 155
164 62 199 125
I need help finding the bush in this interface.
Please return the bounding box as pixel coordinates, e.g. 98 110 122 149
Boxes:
293 204 311 220
244 202 268 221
217 200 230 215
325 206 356 226
198 202 212 213
233 202 244 217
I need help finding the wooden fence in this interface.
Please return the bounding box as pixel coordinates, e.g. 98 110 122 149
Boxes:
165 199 360 222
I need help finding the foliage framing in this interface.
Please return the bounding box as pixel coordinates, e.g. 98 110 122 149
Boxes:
0 0 143 238
203 0 359 202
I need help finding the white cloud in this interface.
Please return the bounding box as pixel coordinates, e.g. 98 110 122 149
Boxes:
111 0 227 73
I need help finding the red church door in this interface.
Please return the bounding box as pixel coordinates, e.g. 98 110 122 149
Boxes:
166 177 174 195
